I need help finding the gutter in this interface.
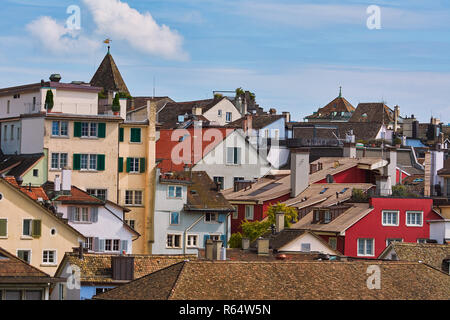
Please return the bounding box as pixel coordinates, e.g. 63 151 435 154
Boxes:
183 215 205 255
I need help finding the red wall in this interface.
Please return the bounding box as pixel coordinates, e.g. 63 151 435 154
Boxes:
316 167 368 184
396 169 409 184
231 193 291 234
344 197 442 258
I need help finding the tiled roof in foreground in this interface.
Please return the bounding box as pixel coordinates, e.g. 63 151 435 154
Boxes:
94 260 450 300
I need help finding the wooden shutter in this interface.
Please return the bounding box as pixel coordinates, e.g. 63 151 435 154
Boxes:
31 220 41 238
98 123 106 138
73 154 81 171
97 155 105 171
217 214 225 223
131 128 141 143
220 234 226 246
126 158 132 173
119 128 124 142
0 219 7 237
91 207 99 223
118 157 124 173
203 234 210 246
139 158 146 173
74 122 82 137
235 147 241 164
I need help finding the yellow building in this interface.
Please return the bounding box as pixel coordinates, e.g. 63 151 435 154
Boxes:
0 177 84 276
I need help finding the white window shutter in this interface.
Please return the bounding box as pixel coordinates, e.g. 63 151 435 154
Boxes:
91 207 99 223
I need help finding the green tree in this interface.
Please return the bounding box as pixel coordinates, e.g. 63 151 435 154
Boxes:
44 90 54 110
112 93 121 112
351 188 369 202
229 232 243 248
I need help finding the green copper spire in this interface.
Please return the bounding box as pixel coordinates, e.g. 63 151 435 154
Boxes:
339 86 342 98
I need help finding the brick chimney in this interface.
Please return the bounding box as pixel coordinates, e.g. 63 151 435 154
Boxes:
282 112 291 123
290 148 310 198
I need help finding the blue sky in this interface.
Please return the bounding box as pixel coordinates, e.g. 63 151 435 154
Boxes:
1 0 450 123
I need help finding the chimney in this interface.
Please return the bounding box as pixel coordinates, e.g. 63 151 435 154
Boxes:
111 256 135 281
282 112 291 123
213 240 222 260
343 142 356 159
394 105 400 132
290 148 310 197
376 176 392 196
275 212 284 233
256 238 269 255
269 108 276 115
430 149 444 196
243 114 253 133
205 239 214 260
49 74 62 82
54 174 61 192
241 238 250 250
424 152 431 197
78 242 84 260
61 169 71 194
15 176 23 186
386 147 397 187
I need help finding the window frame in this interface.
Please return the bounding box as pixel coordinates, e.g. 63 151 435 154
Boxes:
51 121 69 137
357 238 375 257
406 211 423 227
186 234 199 248
42 250 57 265
381 210 399 227
166 234 182 249
170 212 180 225
245 205 254 220
167 185 183 199
205 213 218 223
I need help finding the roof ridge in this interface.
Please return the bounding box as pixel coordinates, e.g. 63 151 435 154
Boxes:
167 260 189 300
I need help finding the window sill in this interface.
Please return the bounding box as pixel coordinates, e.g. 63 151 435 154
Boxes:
80 137 99 140
80 170 99 173
406 224 423 227
71 221 93 225
0 236 8 239
51 136 69 139
166 247 182 250
129 141 142 144
40 263 57 267
20 236 33 240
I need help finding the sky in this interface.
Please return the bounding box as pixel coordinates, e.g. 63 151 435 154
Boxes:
1 0 450 123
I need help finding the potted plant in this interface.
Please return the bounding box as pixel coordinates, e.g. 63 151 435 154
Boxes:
112 93 120 115
393 137 402 147
44 89 54 112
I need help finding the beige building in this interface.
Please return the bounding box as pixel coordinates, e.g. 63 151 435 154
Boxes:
0 177 84 276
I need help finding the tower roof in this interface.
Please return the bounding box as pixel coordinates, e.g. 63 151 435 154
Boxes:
90 52 130 95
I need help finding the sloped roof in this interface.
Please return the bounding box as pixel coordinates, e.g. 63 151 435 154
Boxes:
93 260 450 300
227 114 285 129
42 181 103 205
90 53 130 95
156 128 234 173
0 247 53 282
56 253 196 284
3 177 49 201
292 122 385 142
305 96 355 120
379 242 450 271
349 103 394 123
292 203 373 233
0 153 44 177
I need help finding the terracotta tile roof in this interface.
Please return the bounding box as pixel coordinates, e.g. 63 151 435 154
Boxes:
42 181 103 205
379 242 450 271
156 128 233 173
3 176 49 201
226 114 284 129
292 122 385 142
90 53 130 95
198 248 332 261
305 96 355 120
57 253 197 284
292 203 373 233
94 260 450 300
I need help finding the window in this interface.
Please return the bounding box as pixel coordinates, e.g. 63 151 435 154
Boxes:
234 177 244 183
32 97 36 111
81 208 89 222
0 218 7 237
417 238 428 244
329 238 337 250
85 237 93 251
125 190 143 206
232 206 238 219
226 112 232 122
80 154 98 171
218 110 222 117
170 212 180 225
205 213 218 223
130 128 142 143
210 234 220 241
357 238 374 256
17 250 31 264
187 235 198 248
105 240 112 251
382 211 399 226
167 234 181 248
3 126 7 141
10 125 14 140
264 129 269 138
90 123 98 137
406 211 423 226
227 147 241 165
125 220 135 229
129 158 140 173
213 176 224 190
113 239 120 251
87 189 107 201
51 121 68 137
301 243 311 252
51 153 68 170
386 238 402 246
42 250 56 264
245 205 254 220
80 122 100 138
33 169 39 177
324 211 331 223
23 219 32 236
7 100 10 114
168 185 183 199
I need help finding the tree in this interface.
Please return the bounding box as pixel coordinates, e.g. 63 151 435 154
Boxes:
351 188 369 202
229 232 243 248
112 93 121 113
44 90 54 110
239 202 299 242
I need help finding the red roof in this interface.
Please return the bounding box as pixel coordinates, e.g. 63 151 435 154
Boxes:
3 177 49 201
156 128 234 173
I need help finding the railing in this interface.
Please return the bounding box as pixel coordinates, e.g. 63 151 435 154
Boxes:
286 138 342 147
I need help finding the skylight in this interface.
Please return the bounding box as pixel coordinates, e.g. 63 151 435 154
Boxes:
319 188 329 194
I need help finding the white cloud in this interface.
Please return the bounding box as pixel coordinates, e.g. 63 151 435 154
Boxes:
26 16 100 55
82 0 188 60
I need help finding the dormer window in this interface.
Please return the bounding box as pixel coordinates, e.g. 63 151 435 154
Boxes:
324 211 331 223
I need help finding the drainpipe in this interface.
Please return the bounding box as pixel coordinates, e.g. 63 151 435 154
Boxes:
183 214 204 255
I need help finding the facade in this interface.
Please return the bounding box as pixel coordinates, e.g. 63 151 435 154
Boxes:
0 177 84 276
153 171 234 254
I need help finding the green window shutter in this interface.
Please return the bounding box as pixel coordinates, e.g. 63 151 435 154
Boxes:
74 122 82 137
118 157 124 173
119 127 124 142
0 219 7 237
98 123 106 138
126 158 132 173
97 154 105 171
131 128 141 143
32 220 41 238
73 154 81 171
140 158 146 173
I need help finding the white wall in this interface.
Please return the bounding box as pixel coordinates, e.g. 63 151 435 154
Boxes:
194 130 272 189
0 120 21 154
202 99 241 126
21 117 45 154
429 221 450 244
0 91 42 118
41 88 98 115
278 233 337 254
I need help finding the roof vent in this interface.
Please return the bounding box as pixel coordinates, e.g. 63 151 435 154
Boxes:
49 74 62 82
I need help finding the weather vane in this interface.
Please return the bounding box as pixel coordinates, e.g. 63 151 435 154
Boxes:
104 38 112 53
